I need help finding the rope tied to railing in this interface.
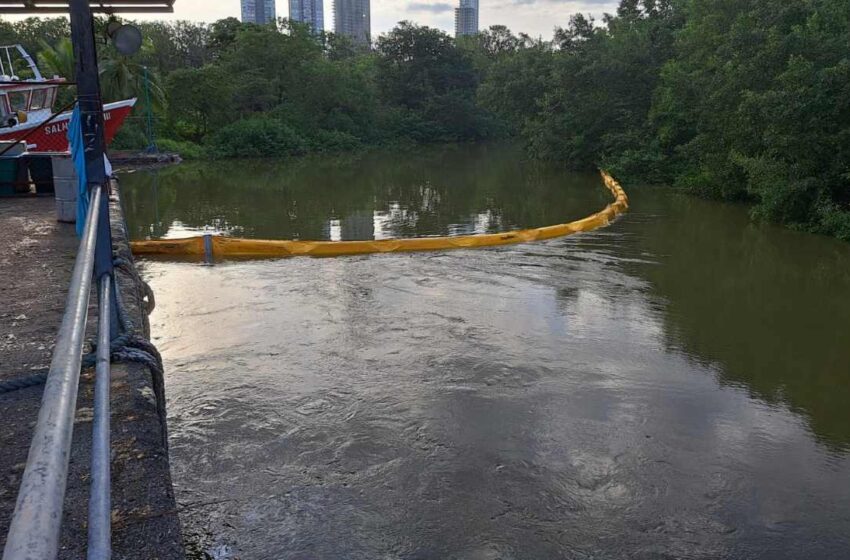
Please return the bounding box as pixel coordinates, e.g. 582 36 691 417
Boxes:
1 256 160 395
0 372 49 394
81 256 163 377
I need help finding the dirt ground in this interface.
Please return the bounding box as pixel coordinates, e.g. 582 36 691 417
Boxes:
0 197 81 382
0 196 93 556
0 194 182 558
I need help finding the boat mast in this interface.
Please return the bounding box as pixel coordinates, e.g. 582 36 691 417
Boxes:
0 45 45 81
14 45 44 81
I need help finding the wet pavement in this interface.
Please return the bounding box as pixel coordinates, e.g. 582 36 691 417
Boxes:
0 194 182 559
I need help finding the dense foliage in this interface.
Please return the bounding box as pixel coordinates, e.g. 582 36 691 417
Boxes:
119 18 492 153
475 0 850 238
652 0 850 238
1 0 847 238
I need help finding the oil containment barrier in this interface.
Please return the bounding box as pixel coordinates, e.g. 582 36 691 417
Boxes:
130 170 629 260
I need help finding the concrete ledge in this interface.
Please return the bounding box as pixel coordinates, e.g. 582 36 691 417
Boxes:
105 179 183 559
0 182 183 558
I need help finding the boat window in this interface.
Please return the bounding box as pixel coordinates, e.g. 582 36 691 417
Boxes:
30 89 48 110
37 88 56 110
8 90 30 111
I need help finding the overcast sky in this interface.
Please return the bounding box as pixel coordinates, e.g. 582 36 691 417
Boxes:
128 0 620 39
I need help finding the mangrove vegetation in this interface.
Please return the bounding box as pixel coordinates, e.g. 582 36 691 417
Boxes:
0 0 848 238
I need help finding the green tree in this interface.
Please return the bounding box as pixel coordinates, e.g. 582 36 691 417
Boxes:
99 50 166 112
652 0 850 236
515 3 682 176
207 17 246 58
166 65 233 141
376 22 491 141
38 37 75 80
477 37 553 135
9 5 848 239
36 38 77 108
324 32 360 61
0 17 70 56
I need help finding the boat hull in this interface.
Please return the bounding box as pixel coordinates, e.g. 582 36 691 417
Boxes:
0 98 136 153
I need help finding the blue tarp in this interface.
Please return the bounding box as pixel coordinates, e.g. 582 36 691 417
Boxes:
67 105 88 236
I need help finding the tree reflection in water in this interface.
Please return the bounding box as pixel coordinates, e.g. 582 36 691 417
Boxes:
120 144 607 242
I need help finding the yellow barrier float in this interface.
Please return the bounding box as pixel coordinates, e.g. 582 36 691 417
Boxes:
130 170 628 260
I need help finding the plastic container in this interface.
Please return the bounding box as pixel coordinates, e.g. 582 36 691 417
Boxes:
0 154 28 196
52 155 78 222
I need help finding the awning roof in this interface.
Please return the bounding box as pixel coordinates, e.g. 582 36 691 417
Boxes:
0 1 175 13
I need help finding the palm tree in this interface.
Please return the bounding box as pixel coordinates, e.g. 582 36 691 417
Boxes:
39 37 166 114
98 39 166 114
38 37 75 79
38 38 76 108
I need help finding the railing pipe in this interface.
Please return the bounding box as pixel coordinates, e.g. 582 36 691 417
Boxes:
87 274 112 560
2 184 102 560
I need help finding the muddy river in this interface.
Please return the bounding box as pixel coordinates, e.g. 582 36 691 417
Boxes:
122 145 850 559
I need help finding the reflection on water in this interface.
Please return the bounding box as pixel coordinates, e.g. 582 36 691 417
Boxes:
120 145 608 242
129 146 850 559
623 193 850 449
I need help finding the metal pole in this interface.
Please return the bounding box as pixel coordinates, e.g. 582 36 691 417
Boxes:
87 274 112 560
2 185 103 560
69 0 106 189
69 0 114 283
143 66 156 153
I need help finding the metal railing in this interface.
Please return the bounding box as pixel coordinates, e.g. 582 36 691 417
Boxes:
2 183 114 560
88 272 112 560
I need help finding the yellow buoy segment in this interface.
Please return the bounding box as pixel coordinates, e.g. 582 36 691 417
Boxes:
130 170 629 259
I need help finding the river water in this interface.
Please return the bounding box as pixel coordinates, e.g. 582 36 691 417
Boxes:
122 145 850 559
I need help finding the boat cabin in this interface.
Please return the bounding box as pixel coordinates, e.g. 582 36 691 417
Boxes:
0 84 60 127
0 43 135 153
0 44 63 128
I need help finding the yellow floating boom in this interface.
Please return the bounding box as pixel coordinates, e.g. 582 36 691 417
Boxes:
130 170 628 259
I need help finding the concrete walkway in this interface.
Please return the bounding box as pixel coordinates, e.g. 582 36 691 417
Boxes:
0 194 183 558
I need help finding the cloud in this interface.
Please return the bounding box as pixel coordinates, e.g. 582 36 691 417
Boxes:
408 2 454 13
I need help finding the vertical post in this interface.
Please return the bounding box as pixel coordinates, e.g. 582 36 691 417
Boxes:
143 66 156 153
69 0 114 284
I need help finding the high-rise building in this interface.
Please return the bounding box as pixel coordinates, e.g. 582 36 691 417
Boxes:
333 0 371 47
289 0 324 33
241 0 277 25
455 0 479 37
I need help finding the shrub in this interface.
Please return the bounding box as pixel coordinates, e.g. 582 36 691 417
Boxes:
111 120 149 151
817 205 850 241
308 129 362 153
209 118 308 158
155 138 207 160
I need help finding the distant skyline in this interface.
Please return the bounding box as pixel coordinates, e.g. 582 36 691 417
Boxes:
65 0 621 40
455 0 479 37
333 0 371 45
240 0 276 24
289 0 324 32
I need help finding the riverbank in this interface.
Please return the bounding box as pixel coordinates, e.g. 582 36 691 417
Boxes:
0 188 183 558
110 150 183 167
